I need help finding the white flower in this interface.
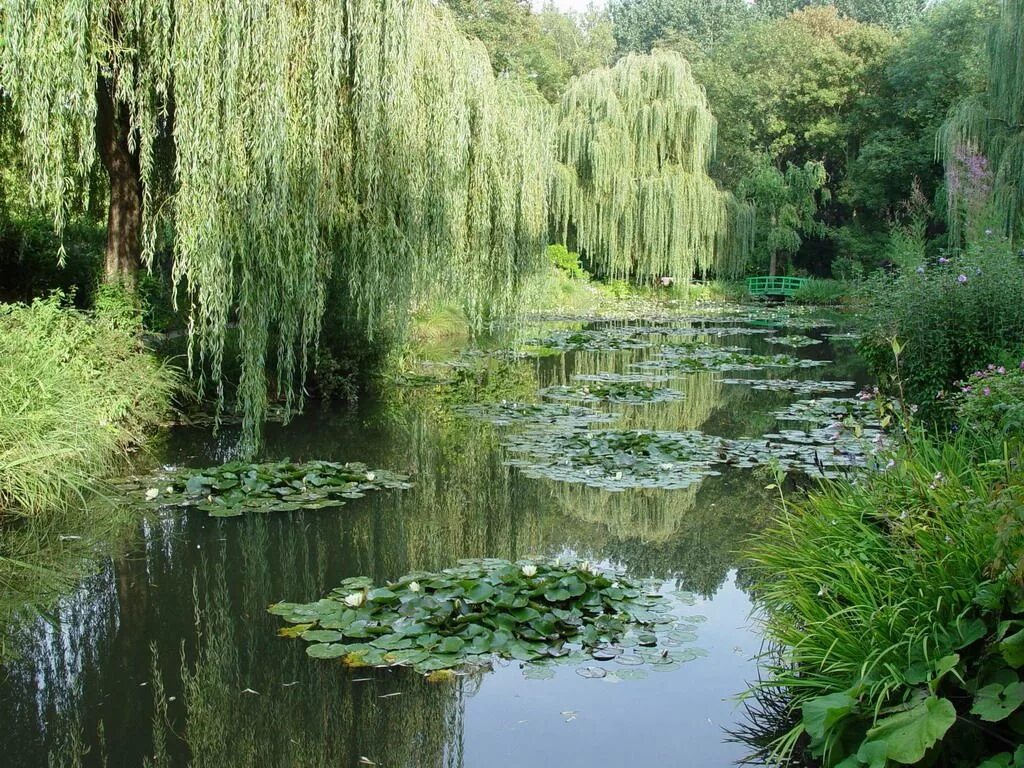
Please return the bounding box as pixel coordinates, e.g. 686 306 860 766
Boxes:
145 488 160 501
165 486 174 494
408 581 421 593
521 564 538 578
344 592 365 608
365 472 376 482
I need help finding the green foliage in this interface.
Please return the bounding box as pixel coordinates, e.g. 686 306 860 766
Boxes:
120 460 412 517
0 213 105 305
789 278 849 305
746 433 1024 767
739 156 829 275
955 362 1024 437
443 0 615 101
546 244 589 281
552 50 754 284
271 558 704 674
939 0 1024 243
758 0 927 29
0 295 177 516
858 238 1024 414
837 0 995 271
610 0 751 52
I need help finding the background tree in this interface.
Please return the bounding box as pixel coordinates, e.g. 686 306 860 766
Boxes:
755 0 926 29
551 50 754 283
609 0 751 53
839 0 996 260
443 0 615 100
940 0 1024 244
739 156 829 275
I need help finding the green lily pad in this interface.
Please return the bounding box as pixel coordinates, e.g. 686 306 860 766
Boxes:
119 459 412 517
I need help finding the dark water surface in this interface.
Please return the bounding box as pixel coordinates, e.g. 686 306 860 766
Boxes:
0 310 869 767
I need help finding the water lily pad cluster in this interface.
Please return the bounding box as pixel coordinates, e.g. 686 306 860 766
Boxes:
635 347 829 374
719 378 856 395
124 460 412 517
501 418 884 489
270 559 704 676
771 397 876 425
540 383 686 405
765 334 821 348
455 402 616 429
503 429 726 491
526 328 654 352
574 372 671 385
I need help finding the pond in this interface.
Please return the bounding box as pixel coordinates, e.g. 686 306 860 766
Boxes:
0 305 872 767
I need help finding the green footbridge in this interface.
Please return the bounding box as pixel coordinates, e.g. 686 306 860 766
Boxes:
745 276 808 298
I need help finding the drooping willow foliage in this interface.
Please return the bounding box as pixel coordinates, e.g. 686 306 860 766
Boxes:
939 0 1024 244
551 51 754 283
0 0 550 453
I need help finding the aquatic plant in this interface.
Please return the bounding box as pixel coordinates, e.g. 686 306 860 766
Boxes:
121 460 411 517
456 402 616 430
271 558 704 675
635 347 829 374
765 335 821 348
539 384 686 405
719 378 857 395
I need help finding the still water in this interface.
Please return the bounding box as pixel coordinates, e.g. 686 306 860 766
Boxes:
0 309 869 767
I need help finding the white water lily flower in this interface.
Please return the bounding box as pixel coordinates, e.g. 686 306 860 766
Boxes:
165 486 174 494
344 592 365 608
145 488 160 501
365 472 376 482
521 564 538 578
408 581 421 593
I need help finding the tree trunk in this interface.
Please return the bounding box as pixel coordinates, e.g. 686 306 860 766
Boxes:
769 250 778 277
96 77 143 288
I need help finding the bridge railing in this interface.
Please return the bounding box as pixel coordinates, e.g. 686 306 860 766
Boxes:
746 276 808 297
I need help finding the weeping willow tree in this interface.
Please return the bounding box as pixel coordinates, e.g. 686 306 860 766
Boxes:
551 50 753 284
0 0 550 453
939 0 1024 244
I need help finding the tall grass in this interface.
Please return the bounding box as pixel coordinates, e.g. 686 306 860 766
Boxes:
0 294 178 517
745 432 1024 766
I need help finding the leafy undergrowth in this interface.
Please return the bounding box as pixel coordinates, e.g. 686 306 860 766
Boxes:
120 460 412 517
0 294 178 517
745 433 1024 767
271 558 705 678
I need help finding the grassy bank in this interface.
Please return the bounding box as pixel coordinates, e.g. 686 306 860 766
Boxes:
745 428 1024 767
0 294 178 517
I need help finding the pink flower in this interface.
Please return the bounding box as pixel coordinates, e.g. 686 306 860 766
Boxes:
957 274 968 284
983 387 991 396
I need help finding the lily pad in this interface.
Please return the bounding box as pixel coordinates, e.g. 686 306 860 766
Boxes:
119 460 412 517
272 559 700 677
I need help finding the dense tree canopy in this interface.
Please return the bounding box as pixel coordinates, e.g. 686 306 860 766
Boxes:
443 0 615 100
609 0 750 52
551 51 753 282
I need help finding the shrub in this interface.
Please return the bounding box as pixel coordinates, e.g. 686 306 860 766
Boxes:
955 361 1024 438
790 278 849 305
546 244 589 280
858 236 1024 416
746 432 1024 768
0 294 179 516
